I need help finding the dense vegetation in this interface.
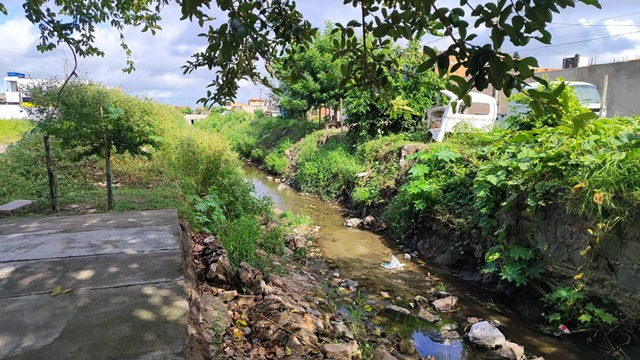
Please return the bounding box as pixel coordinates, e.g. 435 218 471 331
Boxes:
199 100 640 332
0 86 294 275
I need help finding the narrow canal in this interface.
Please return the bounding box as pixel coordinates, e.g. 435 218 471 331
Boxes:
243 164 605 360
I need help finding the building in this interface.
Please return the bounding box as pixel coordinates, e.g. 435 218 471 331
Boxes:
225 98 280 116
0 72 35 119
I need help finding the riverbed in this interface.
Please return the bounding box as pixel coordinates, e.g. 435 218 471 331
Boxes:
243 164 607 360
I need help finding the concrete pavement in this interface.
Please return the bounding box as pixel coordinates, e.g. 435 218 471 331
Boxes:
0 209 188 359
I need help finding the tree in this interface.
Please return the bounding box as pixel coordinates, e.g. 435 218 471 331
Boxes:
30 82 157 210
343 40 447 137
3 0 602 112
272 23 344 120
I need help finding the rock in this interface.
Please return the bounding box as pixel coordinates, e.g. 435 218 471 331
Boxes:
265 273 285 288
432 295 458 312
418 307 440 323
363 215 376 226
468 321 506 348
498 341 525 360
339 279 359 288
380 291 391 299
248 279 267 295
293 235 307 248
344 218 364 228
440 330 460 340
283 246 294 257
237 261 262 285
277 183 288 191
323 340 361 359
266 176 274 181
398 339 416 355
236 295 257 307
414 295 429 306
201 292 231 331
275 178 281 183
403 253 411 261
203 236 216 244
386 304 411 315
371 347 398 360
332 321 355 340
467 317 479 324
218 290 238 303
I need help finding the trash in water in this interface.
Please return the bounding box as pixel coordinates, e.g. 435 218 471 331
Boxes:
554 324 571 336
381 255 405 269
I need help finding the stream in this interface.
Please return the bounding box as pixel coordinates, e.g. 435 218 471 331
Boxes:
243 164 605 360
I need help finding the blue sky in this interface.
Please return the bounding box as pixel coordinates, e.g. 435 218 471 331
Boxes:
1 0 638 107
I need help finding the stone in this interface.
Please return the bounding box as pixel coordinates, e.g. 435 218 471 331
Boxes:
468 321 506 348
266 176 274 181
398 339 416 355
363 215 376 226
344 218 364 228
237 261 262 285
371 346 398 360
283 246 294 257
414 295 429 306
440 330 460 340
203 236 216 244
498 341 525 360
236 295 257 307
277 183 288 191
218 290 238 303
0 199 32 216
386 304 411 315
248 279 267 295
432 295 458 312
332 321 355 340
403 253 411 261
417 307 440 323
201 292 231 331
293 235 307 249
322 340 361 359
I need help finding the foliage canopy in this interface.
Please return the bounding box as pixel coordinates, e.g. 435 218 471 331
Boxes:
2 0 602 108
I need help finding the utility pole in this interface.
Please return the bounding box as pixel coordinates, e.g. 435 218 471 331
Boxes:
63 58 69 78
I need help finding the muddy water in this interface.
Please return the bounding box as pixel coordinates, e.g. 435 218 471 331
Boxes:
243 165 603 360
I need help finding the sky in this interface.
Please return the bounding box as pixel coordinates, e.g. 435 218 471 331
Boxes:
1 0 639 108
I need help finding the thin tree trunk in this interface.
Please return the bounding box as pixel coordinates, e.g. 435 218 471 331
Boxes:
101 107 114 211
105 144 113 211
43 135 58 212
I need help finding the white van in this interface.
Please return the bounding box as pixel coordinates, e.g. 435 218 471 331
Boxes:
507 81 605 118
426 90 497 142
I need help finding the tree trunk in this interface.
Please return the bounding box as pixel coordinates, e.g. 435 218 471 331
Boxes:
105 144 113 211
43 135 58 212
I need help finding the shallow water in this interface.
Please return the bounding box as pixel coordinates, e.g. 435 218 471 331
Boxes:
243 165 606 360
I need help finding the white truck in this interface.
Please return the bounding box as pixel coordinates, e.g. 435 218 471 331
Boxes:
426 90 498 142
507 81 605 119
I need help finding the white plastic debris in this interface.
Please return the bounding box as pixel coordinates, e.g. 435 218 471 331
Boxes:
380 255 405 269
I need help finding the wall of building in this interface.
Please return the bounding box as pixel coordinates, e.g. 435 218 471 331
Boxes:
538 60 640 118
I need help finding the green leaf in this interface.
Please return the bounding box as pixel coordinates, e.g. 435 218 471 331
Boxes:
578 313 593 323
571 112 595 135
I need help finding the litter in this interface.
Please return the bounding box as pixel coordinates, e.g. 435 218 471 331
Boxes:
380 255 405 269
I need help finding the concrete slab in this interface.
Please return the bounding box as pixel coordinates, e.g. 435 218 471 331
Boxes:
0 209 188 360
0 200 32 217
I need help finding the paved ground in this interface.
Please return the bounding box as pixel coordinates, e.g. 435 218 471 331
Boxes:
0 209 188 360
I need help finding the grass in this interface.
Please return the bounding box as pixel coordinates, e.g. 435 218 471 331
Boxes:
0 119 33 144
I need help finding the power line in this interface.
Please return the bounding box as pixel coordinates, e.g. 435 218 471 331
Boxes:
511 29 640 54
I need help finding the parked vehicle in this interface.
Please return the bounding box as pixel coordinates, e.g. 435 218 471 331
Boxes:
426 90 498 142
507 81 605 118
